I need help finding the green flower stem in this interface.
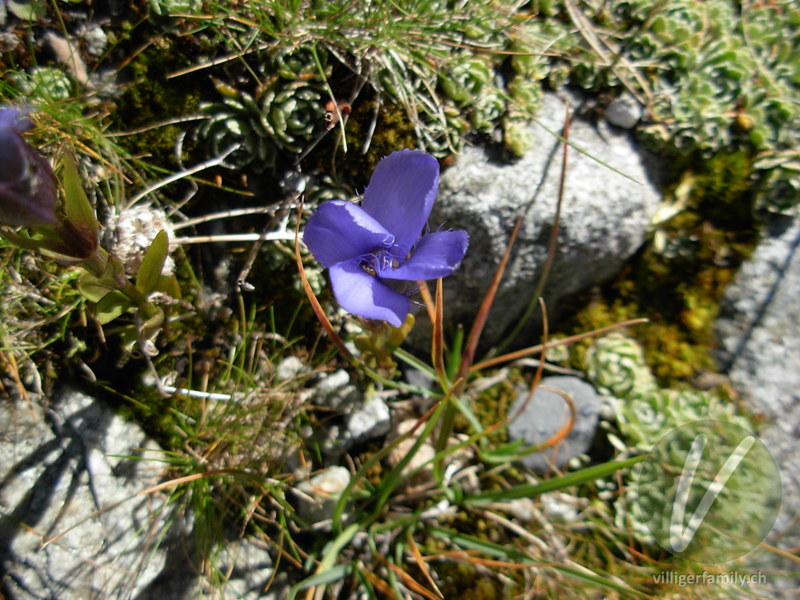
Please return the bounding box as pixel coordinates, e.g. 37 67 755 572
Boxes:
80 246 151 309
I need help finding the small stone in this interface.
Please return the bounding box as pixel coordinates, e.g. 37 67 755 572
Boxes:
318 423 352 457
386 419 436 487
606 95 642 129
347 396 391 442
540 492 579 522
317 369 350 393
404 367 436 391
314 369 360 410
294 466 351 524
276 356 305 381
0 32 19 53
507 498 536 522
507 376 600 473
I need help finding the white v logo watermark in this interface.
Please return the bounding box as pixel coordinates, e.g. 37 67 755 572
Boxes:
668 432 756 552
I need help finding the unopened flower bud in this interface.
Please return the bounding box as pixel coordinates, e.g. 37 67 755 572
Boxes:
0 108 58 228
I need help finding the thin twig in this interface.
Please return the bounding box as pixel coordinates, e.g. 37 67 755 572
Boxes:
174 232 296 245
127 144 239 206
172 205 285 230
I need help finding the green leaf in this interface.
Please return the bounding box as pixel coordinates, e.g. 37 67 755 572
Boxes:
78 274 111 303
155 274 182 299
61 153 98 249
95 291 132 325
136 231 169 295
287 564 350 600
7 0 47 20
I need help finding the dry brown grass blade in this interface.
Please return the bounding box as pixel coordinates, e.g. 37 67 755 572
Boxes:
457 212 525 384
0 349 30 406
470 317 649 372
383 558 442 600
432 278 446 384
532 385 576 451
406 528 444 599
293 206 355 364
359 564 400 597
417 279 437 325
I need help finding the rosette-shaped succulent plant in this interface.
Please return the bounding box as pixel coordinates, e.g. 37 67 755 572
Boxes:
373 54 465 156
615 388 730 450
196 48 327 169
439 53 505 134
586 334 762 550
585 334 748 449
584 334 658 401
11 67 73 102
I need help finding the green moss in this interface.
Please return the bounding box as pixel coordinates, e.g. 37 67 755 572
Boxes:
563 151 758 385
111 35 202 169
338 100 419 182
435 561 505 600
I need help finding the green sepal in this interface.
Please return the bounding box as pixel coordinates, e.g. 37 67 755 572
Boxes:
77 255 126 302
95 290 132 324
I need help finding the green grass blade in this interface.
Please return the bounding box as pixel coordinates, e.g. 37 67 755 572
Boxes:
464 455 645 505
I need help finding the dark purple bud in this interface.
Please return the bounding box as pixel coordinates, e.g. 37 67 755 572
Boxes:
0 108 58 228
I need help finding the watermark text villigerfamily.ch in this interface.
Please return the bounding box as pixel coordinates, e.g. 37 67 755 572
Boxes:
653 570 767 587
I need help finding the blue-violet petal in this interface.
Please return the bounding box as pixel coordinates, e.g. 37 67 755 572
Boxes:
329 260 410 327
303 200 393 268
380 230 469 281
361 149 438 256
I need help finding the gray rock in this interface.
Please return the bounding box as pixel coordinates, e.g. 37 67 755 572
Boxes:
314 369 361 411
715 214 800 590
507 376 600 473
0 389 284 600
423 92 662 347
207 537 276 600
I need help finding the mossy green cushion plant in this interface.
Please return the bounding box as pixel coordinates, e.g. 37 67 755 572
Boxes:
584 333 765 549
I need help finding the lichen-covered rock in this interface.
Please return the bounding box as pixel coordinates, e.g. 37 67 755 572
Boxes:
0 389 170 599
421 92 662 347
715 214 800 591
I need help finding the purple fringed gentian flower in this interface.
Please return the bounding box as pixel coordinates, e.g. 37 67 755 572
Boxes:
303 149 468 327
0 107 57 228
